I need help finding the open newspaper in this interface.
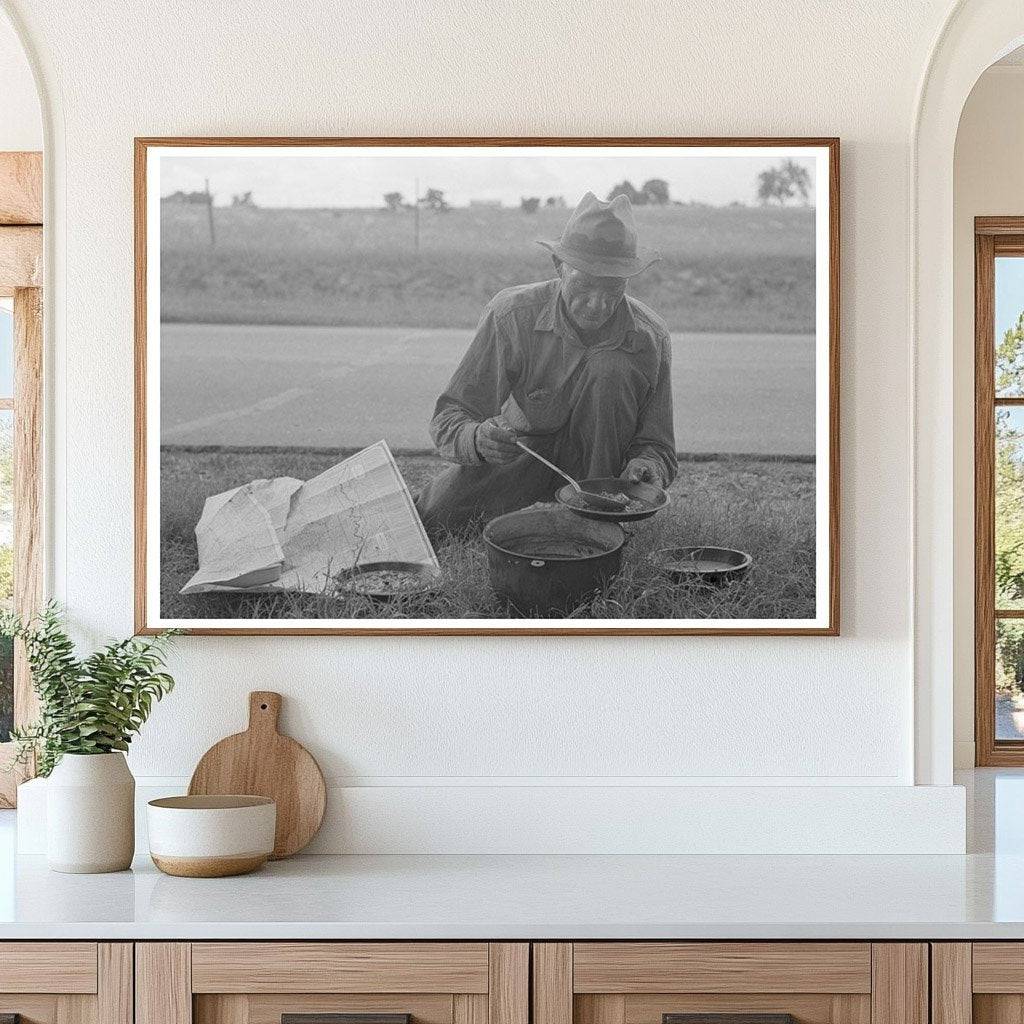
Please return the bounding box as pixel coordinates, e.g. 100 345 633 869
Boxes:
181 440 438 595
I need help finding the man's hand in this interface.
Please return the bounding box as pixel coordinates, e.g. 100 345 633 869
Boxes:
474 418 520 464
622 457 664 486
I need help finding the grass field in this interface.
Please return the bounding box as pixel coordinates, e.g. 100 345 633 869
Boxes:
160 203 815 335
159 448 817 622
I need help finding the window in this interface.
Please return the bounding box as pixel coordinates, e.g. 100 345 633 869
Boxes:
0 288 41 805
975 219 1024 764
0 300 11 745
0 152 43 806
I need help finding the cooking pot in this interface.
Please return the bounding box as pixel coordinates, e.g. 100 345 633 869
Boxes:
483 506 625 615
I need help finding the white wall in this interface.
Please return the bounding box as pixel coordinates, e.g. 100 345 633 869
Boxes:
0 0 973 851
0 9 39 151
952 66 1024 767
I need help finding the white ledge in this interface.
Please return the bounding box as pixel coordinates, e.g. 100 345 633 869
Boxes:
15 778 968 857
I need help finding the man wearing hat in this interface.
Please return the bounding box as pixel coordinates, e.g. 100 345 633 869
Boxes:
416 191 677 537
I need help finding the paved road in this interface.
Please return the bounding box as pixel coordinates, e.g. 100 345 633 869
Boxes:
998 694 1024 740
160 323 815 456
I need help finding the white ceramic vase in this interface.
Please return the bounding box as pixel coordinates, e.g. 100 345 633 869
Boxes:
46 752 135 873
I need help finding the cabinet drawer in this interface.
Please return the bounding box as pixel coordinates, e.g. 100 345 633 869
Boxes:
934 942 1024 1024
573 944 872 994
0 942 98 993
139 942 528 1024
191 942 490 993
973 943 1024 992
534 944 925 1024
0 942 130 1024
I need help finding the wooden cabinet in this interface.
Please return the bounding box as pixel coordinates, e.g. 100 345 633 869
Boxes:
0 938 942 1024
0 942 132 1024
931 943 1024 1024
136 943 528 1024
532 943 928 1024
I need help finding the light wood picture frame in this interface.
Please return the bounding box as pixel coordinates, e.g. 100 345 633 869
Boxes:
135 137 839 636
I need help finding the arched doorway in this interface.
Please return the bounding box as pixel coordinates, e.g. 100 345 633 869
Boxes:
914 0 1024 784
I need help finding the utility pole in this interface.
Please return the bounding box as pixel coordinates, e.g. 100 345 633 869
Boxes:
414 176 420 253
205 177 216 247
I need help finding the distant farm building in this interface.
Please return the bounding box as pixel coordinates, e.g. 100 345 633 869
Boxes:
162 190 212 205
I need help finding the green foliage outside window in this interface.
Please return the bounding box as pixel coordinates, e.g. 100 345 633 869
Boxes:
996 314 1024 609
0 547 13 605
995 313 1024 694
0 634 11 742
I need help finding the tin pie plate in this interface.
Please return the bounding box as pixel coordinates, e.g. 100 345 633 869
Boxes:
555 477 669 522
336 561 443 599
652 545 753 583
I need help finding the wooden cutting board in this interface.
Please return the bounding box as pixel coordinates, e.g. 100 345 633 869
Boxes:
188 691 326 859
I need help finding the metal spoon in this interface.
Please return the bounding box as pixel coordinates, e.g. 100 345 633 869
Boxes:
515 440 628 512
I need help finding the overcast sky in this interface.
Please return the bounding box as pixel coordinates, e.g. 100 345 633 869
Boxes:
157 146 819 209
997 257 1024 340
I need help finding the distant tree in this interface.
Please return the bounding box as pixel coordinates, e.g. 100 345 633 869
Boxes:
0 413 12 738
996 311 1024 617
383 191 404 211
998 620 1024 692
781 159 811 204
757 159 812 206
419 187 449 212
231 191 256 207
607 180 646 205
641 178 670 205
545 195 567 208
999 310 1024 395
0 632 11 742
520 196 541 213
996 388 1024 692
757 167 790 206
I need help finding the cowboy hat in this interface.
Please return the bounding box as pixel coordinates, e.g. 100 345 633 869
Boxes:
536 191 661 278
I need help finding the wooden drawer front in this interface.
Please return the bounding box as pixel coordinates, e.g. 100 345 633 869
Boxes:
192 943 490 994
931 943 1024 1024
142 943 525 1024
573 944 873 995
0 942 98 993
0 945 129 1024
973 944 1024 992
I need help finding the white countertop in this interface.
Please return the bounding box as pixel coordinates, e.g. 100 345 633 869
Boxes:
0 848 1022 940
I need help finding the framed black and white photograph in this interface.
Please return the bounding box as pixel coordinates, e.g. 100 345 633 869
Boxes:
135 137 839 635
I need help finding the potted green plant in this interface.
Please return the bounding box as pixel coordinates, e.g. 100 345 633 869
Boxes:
2 604 178 873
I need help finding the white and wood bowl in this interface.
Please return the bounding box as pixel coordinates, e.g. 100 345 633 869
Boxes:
147 795 276 877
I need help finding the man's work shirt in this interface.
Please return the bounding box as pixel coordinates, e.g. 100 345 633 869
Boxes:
428 278 677 485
